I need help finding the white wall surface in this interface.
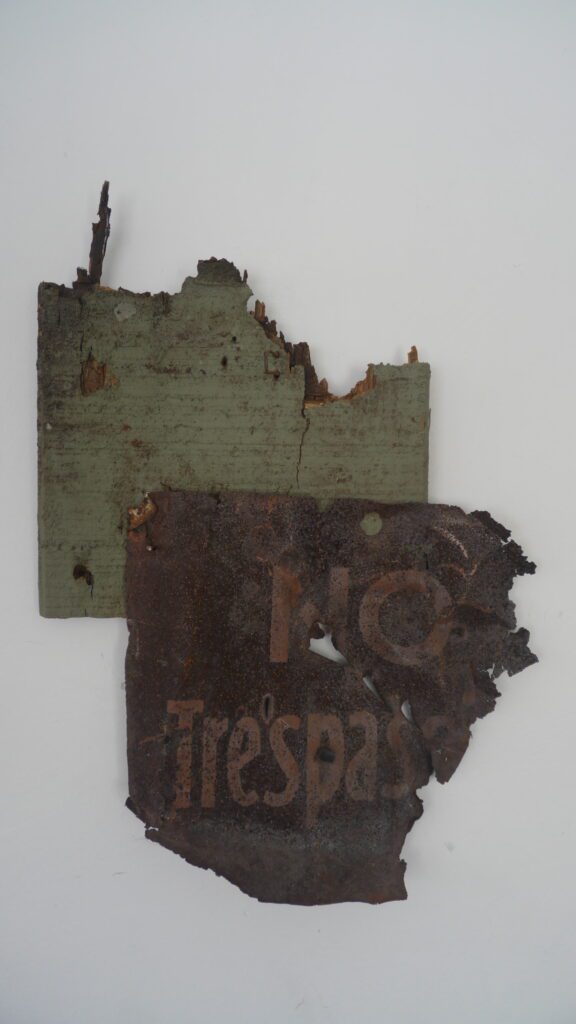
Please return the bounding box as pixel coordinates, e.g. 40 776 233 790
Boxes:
1 2 574 1022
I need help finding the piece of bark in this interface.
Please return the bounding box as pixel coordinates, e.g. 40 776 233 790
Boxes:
125 491 536 905
38 195 430 617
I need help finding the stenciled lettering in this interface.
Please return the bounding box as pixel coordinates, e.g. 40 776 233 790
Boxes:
166 699 204 810
305 713 345 827
269 566 349 664
227 717 261 806
345 710 378 801
269 565 452 666
201 717 229 808
165 703 379 825
263 715 301 808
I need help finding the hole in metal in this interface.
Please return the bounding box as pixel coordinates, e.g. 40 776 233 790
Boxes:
401 700 413 722
309 624 347 664
362 675 380 699
360 512 383 536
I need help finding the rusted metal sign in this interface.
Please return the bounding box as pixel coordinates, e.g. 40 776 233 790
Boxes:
126 492 536 905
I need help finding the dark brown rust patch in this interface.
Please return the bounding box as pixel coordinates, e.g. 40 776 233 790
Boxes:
125 493 536 906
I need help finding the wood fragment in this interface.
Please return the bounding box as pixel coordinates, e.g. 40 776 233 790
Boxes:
74 181 110 288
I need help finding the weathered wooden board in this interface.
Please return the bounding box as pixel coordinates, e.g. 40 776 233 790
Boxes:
125 491 537 905
38 224 430 617
36 183 426 614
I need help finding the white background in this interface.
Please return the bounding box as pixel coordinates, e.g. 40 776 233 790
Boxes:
1 2 575 1022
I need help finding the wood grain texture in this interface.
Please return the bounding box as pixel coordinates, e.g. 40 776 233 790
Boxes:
38 259 430 617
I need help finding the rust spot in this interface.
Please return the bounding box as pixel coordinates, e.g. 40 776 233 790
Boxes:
127 494 158 531
80 353 118 395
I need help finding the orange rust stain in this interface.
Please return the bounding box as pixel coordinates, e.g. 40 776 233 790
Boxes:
127 494 157 531
80 353 118 395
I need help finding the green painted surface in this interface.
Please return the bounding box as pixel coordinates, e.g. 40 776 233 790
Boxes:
38 259 430 617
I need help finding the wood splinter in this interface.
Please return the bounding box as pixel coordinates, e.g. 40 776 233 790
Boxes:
74 180 111 289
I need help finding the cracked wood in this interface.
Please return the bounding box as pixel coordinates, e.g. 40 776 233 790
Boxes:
37 187 430 617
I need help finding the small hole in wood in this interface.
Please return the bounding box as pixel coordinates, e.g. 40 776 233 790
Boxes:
72 564 94 588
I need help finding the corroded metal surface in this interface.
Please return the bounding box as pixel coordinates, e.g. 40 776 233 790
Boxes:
125 492 536 905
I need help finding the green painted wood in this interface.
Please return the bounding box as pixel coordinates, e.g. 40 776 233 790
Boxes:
38 259 430 617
